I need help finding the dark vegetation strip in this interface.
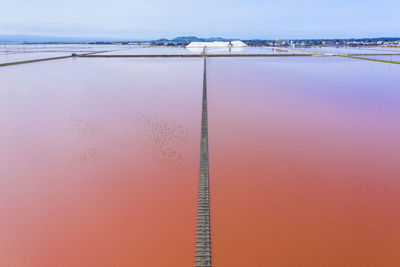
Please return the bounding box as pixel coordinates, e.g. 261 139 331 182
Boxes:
195 57 211 267
337 55 400 65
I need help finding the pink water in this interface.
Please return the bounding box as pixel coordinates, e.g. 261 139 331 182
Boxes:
0 58 203 266
2 55 400 266
208 57 400 266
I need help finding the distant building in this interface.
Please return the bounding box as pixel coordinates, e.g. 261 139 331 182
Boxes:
274 40 288 46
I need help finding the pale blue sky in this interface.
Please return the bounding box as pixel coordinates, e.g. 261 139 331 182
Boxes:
0 0 399 39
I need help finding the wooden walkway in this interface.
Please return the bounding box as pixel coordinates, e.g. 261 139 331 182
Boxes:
195 57 211 267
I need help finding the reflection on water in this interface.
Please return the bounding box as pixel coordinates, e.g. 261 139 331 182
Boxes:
0 57 202 266
208 56 400 266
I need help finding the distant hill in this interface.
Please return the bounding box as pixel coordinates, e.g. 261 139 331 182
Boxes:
3 34 397 45
0 34 232 44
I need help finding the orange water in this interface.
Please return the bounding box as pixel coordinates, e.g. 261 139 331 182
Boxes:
0 58 203 266
208 57 400 266
2 56 400 266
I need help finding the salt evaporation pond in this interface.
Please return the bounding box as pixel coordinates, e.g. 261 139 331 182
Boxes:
360 46 400 53
0 44 123 64
97 46 202 55
1 49 400 266
208 56 400 266
0 57 202 266
357 54 400 63
0 52 71 64
202 46 307 55
0 44 120 53
297 46 400 55
97 46 307 56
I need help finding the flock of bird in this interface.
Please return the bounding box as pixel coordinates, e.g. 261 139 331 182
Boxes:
69 115 100 166
133 112 188 164
67 112 188 167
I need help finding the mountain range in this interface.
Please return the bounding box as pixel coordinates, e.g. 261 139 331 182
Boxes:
0 35 230 44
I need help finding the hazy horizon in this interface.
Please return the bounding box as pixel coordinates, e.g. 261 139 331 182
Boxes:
1 0 400 40
1 33 400 42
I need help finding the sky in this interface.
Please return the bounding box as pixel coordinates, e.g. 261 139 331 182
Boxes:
0 0 399 39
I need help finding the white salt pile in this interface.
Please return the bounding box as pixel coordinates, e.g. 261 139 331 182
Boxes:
186 41 247 48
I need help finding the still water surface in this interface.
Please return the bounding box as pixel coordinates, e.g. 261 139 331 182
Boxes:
97 46 308 55
208 56 400 266
358 54 400 63
0 44 123 64
1 54 400 266
297 46 400 55
97 47 201 55
205 47 306 55
0 58 202 266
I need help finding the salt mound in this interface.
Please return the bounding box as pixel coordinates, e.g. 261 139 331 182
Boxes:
231 41 247 47
187 41 247 48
